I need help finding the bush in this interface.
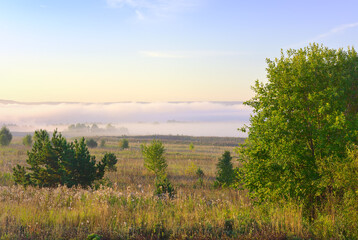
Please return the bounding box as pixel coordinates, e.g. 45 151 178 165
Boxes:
100 139 106 147
119 138 129 150
0 126 12 146
86 138 98 148
22 134 32 146
215 151 234 187
237 44 358 217
196 167 204 178
13 129 117 188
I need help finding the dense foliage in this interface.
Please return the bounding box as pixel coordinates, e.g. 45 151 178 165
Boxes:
237 44 358 216
215 151 234 187
13 130 117 188
102 152 118 171
0 126 12 146
141 140 167 176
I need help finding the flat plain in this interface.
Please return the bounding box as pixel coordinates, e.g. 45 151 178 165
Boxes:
0 135 354 239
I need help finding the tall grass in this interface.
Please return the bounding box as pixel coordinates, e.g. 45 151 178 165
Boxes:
0 137 357 239
0 185 310 239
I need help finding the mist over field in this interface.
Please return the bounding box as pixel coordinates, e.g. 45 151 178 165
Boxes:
0 101 251 137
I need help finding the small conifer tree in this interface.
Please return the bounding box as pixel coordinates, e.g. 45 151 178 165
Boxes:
141 140 167 176
196 167 204 186
141 140 174 198
215 151 234 187
102 152 118 171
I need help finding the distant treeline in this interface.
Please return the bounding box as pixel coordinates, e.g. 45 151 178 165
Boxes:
66 123 129 135
121 135 245 146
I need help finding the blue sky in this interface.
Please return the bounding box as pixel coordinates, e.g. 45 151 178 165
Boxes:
0 0 357 102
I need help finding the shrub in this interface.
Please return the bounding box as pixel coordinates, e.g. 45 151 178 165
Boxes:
0 126 12 146
100 139 106 147
119 138 129 150
154 175 175 198
86 138 98 148
196 167 204 186
185 161 198 176
22 134 32 146
13 129 117 188
196 167 204 178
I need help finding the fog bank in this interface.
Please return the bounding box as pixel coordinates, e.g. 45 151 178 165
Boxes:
0 101 251 137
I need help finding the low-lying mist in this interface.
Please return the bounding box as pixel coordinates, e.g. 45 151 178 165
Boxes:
0 101 251 137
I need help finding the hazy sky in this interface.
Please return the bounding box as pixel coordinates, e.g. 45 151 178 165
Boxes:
1 0 357 102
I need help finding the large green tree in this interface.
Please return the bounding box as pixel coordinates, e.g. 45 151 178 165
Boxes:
237 44 358 215
13 129 116 188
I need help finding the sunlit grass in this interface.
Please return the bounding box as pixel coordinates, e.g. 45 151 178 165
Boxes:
0 185 310 239
0 136 357 239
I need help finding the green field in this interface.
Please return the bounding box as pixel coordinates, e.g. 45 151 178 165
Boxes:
0 136 356 240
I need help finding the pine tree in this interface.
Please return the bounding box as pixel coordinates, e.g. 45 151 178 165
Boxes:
13 129 117 188
215 151 234 187
141 140 175 197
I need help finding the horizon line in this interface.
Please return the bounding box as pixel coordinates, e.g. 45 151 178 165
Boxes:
0 99 245 105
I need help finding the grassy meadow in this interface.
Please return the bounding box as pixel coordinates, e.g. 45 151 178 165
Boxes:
0 136 356 239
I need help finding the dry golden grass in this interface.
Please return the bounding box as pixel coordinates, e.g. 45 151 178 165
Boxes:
0 184 310 239
0 136 356 239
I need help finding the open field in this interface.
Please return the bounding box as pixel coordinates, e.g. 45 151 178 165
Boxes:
0 136 356 239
